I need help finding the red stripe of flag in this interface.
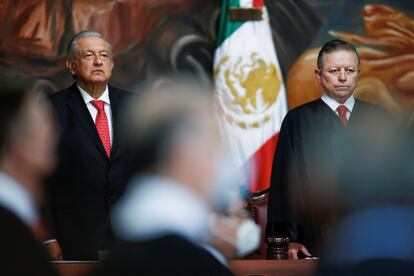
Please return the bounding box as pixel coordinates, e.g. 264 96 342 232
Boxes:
253 0 264 8
247 133 279 193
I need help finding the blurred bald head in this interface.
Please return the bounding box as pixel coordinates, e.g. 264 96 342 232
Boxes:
123 80 222 201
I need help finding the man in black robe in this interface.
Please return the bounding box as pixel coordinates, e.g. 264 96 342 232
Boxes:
266 39 393 259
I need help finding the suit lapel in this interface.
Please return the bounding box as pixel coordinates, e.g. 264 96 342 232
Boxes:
66 84 108 159
109 86 121 159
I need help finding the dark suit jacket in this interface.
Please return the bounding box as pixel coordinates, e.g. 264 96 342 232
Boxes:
0 207 57 276
95 234 234 276
46 83 134 260
266 98 394 255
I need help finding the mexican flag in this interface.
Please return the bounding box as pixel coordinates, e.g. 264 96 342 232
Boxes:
214 0 288 193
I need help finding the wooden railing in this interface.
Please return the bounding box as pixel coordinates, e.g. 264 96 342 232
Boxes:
53 259 318 276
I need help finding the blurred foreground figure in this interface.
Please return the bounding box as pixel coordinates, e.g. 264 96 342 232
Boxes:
266 39 394 259
317 129 414 275
96 82 234 275
0 86 57 275
317 207 414 276
45 30 134 260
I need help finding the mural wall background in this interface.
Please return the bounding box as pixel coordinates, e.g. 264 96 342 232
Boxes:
0 0 413 122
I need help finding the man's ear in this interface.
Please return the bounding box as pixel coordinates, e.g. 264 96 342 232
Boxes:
314 68 322 84
66 58 76 76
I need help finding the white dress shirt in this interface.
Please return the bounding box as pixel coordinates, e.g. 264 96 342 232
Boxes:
78 85 113 145
321 93 355 120
0 172 38 225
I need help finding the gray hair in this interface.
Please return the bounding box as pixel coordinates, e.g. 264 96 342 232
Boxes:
67 30 113 62
317 39 360 70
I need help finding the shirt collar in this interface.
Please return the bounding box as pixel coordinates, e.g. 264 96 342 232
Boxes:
321 93 355 113
0 172 38 225
112 175 210 243
77 84 110 105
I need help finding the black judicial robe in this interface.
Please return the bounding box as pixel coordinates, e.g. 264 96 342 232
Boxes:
266 98 393 255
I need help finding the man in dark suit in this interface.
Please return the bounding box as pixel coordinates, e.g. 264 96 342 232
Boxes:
0 86 58 275
44 30 134 260
95 82 233 275
266 39 394 259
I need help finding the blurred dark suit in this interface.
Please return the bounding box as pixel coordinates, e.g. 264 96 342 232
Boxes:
0 207 56 276
96 234 233 276
318 206 414 276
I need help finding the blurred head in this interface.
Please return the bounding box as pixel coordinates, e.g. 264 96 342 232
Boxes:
123 80 223 204
315 39 360 103
66 30 114 87
0 87 57 202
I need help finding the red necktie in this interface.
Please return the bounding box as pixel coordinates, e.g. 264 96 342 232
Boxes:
337 105 348 126
91 100 111 157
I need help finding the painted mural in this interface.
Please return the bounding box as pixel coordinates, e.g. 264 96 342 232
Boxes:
0 0 413 122
0 0 319 93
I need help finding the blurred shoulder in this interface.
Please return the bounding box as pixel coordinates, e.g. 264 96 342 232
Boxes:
355 99 390 114
354 99 394 121
96 235 233 276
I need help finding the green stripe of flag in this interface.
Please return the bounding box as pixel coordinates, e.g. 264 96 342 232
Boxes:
216 0 244 46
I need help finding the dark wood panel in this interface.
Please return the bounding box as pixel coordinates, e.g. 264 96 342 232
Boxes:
52 259 318 276
53 261 98 276
228 259 318 276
